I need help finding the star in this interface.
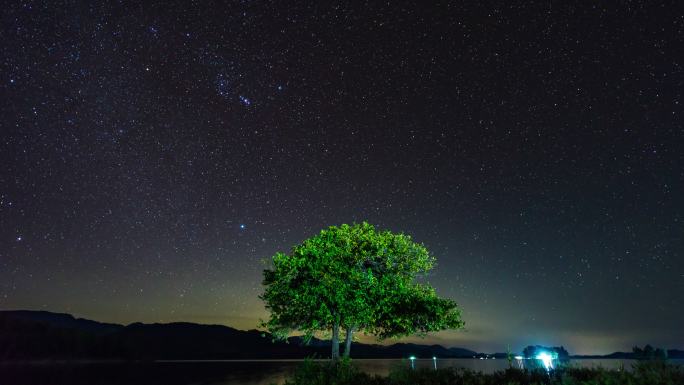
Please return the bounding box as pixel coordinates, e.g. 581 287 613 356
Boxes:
239 95 251 106
216 75 230 97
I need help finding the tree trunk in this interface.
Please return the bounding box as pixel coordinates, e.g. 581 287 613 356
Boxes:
343 326 355 358
331 319 340 361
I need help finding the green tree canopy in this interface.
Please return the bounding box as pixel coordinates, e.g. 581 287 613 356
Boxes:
260 222 463 360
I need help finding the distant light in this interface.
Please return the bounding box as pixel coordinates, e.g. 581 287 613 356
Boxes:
514 355 523 360
536 352 553 370
409 356 416 360
432 356 436 360
240 224 246 229
16 236 22 241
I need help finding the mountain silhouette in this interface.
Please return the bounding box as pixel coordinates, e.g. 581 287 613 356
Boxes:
0 310 477 360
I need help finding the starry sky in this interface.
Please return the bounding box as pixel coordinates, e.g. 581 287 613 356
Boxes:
1 1 683 355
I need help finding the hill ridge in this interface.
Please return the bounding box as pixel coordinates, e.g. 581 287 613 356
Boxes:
0 310 477 360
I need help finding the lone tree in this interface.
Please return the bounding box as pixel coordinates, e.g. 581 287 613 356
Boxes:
260 222 463 360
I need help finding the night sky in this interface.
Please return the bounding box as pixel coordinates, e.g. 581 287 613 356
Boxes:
1 1 683 355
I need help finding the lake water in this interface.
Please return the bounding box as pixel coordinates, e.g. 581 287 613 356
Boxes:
2 359 683 385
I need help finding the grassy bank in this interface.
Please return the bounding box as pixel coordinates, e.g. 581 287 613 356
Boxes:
281 359 684 385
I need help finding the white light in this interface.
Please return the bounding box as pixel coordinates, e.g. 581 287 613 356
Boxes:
514 355 523 360
536 352 553 370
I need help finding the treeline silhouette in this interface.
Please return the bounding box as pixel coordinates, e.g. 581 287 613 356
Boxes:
632 344 669 360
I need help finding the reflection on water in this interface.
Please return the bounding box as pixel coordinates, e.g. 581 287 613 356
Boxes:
2 359 683 385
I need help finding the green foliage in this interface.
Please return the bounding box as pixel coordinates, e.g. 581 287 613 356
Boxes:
282 358 378 385
260 222 463 357
280 361 684 385
631 360 682 384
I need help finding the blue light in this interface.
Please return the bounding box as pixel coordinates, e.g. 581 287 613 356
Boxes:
240 224 246 229
535 351 554 371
